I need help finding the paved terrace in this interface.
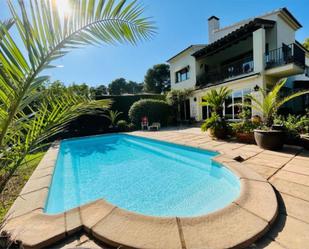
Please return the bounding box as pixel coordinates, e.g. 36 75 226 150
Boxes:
6 127 309 249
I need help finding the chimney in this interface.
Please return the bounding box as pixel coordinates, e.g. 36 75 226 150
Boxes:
208 16 220 43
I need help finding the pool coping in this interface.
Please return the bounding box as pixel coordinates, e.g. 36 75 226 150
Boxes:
3 134 278 249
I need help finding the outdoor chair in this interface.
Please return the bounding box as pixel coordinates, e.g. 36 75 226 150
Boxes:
141 117 149 130
148 122 161 131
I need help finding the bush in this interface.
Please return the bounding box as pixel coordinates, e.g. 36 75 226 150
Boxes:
128 123 136 131
129 99 172 126
231 121 259 134
117 120 128 131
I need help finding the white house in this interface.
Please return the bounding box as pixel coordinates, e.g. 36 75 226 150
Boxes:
167 8 309 121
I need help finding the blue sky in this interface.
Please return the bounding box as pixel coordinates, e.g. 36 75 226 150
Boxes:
1 0 308 87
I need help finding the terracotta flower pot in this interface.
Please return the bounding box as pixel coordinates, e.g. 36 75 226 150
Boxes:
254 129 285 150
236 132 256 144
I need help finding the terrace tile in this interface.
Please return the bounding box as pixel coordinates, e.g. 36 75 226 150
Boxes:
20 175 52 195
92 208 182 249
275 170 309 186
278 192 309 224
65 207 82 235
234 179 278 223
243 163 278 179
225 162 267 182
7 188 48 219
80 199 116 232
270 177 309 202
267 214 309 249
246 154 292 169
180 203 268 249
282 158 309 176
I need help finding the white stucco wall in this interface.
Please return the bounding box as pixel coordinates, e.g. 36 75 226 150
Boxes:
169 46 204 90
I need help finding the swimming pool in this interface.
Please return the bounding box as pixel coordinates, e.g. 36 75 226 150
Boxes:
45 134 240 217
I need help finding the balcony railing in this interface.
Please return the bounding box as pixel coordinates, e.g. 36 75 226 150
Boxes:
196 56 254 87
265 43 305 70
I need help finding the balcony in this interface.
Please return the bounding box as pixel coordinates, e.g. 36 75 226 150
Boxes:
265 43 305 77
196 56 254 88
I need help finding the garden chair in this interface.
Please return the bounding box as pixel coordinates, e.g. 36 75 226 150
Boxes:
148 122 161 131
141 116 149 130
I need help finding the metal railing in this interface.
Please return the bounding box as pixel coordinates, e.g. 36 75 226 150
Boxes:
265 43 305 69
196 56 254 87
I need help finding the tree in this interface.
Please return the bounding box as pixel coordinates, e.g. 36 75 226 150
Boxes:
144 64 170 94
166 89 193 121
244 79 309 127
201 87 232 117
0 0 155 191
126 81 143 94
108 78 127 95
68 83 90 97
304 38 309 50
90 85 108 99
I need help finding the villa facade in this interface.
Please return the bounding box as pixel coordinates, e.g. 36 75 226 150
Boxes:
167 8 309 121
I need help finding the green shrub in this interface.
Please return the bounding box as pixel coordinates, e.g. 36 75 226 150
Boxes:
117 120 128 131
129 99 172 126
231 121 259 134
128 123 136 131
274 112 309 136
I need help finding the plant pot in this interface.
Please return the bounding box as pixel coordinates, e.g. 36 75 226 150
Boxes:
236 132 256 144
207 128 226 140
254 129 285 150
300 135 309 150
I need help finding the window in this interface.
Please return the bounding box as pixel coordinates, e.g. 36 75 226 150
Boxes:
175 67 189 83
223 88 252 120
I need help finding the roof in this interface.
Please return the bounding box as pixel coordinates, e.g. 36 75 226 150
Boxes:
166 44 206 62
281 7 302 28
213 7 302 35
296 40 309 53
193 18 276 59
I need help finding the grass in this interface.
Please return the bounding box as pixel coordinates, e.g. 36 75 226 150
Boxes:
0 152 45 221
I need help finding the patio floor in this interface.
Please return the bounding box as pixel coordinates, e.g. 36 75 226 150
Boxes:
8 127 309 248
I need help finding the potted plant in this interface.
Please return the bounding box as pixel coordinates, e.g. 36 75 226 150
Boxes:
231 109 260 144
245 79 309 150
201 113 229 139
200 87 232 139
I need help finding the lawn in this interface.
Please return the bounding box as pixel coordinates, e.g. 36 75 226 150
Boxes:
0 152 45 221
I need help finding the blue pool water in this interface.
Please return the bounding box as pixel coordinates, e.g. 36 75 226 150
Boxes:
45 134 240 217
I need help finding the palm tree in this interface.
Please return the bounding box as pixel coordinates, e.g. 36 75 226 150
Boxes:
104 110 123 128
0 0 155 191
201 87 232 117
166 88 193 121
246 78 309 127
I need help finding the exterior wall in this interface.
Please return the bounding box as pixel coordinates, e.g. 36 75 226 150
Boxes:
170 46 204 90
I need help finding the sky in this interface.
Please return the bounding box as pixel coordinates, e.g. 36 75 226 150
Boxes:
0 0 308 87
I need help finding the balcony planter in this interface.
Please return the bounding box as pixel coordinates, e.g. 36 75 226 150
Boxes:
236 132 255 144
254 130 285 150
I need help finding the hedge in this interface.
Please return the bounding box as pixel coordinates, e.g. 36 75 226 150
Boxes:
129 99 172 126
97 94 165 120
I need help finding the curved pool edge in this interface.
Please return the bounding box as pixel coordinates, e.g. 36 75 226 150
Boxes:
3 135 278 249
